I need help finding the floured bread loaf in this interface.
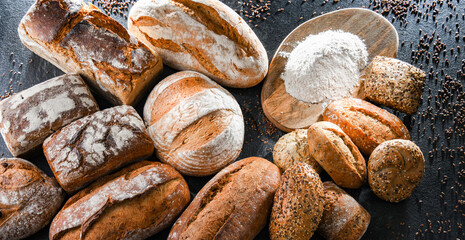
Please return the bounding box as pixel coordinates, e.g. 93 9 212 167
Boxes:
18 0 163 105
0 74 99 157
144 71 244 176
128 0 268 88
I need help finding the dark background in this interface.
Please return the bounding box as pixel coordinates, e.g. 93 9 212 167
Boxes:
1 0 464 239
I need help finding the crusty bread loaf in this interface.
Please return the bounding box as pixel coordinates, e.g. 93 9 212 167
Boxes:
307 121 366 189
273 129 322 174
323 98 410 156
318 181 371 240
168 157 280 240
43 105 154 193
128 0 268 88
368 139 425 202
270 162 325 240
0 74 99 157
18 0 163 105
49 161 190 240
0 158 65 240
144 71 244 176
362 56 426 114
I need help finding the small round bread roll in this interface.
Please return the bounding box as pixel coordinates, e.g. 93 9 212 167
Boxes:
318 182 371 240
273 129 322 174
368 139 425 202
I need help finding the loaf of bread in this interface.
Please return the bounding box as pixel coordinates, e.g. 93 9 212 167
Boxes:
323 98 410 156
0 74 99 157
0 158 65 240
318 181 371 240
273 129 322 173
43 105 154 193
168 157 280 240
368 139 425 202
49 161 190 240
362 56 426 114
144 71 244 176
128 0 268 88
270 163 325 240
18 0 163 105
307 121 366 189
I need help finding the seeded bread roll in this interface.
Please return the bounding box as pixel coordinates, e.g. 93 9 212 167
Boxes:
368 139 425 202
0 158 65 240
318 181 371 240
0 74 99 157
273 129 322 173
270 162 325 240
128 0 268 88
362 56 426 114
18 0 163 105
144 71 244 176
323 98 410 156
307 121 367 189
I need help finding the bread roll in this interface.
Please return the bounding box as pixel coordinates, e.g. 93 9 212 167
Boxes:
128 0 268 88
272 129 322 173
368 139 425 202
318 181 371 240
18 0 163 105
0 158 65 240
362 56 426 114
323 98 410 155
49 161 190 240
43 105 154 193
307 121 366 189
0 74 99 157
270 162 325 240
168 157 280 240
144 71 244 176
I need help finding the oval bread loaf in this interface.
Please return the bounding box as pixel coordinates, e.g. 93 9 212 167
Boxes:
49 161 190 240
0 158 65 240
128 0 268 88
168 157 280 240
323 98 410 156
307 121 367 189
144 71 244 176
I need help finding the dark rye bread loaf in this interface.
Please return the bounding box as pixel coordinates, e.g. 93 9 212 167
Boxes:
43 105 154 193
0 158 65 240
18 0 163 105
168 157 280 240
0 74 99 157
49 161 190 240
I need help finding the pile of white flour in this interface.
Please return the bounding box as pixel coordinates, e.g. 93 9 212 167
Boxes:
282 30 368 105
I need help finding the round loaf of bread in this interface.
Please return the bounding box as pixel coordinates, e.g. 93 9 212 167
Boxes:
368 139 425 202
273 129 322 174
143 71 244 176
0 158 65 240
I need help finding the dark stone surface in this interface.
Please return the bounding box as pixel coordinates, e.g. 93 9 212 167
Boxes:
0 0 464 239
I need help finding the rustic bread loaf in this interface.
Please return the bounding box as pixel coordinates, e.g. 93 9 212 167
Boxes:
168 157 280 240
318 181 371 240
43 105 154 193
270 162 325 240
307 121 367 189
128 0 268 88
362 56 426 114
144 71 244 176
368 139 425 202
273 129 322 174
0 158 65 240
18 0 163 105
323 98 410 156
0 74 99 157
49 161 190 240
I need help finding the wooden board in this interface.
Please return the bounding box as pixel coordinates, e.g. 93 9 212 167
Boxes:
261 8 398 132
